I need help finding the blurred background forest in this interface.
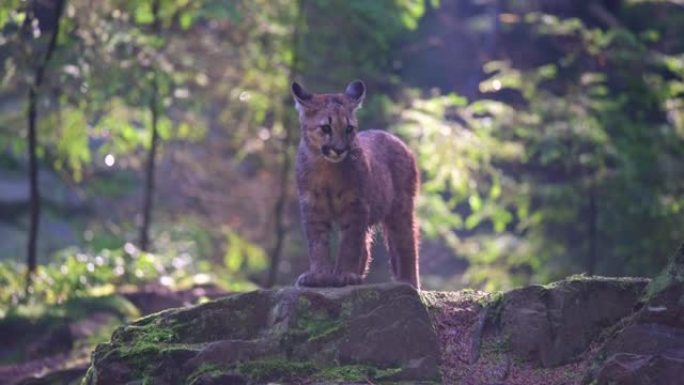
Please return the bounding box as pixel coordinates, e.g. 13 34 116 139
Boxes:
1 0 684 318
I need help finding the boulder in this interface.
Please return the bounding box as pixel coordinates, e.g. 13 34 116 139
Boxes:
586 243 684 385
594 353 684 385
427 276 649 385
497 276 648 367
83 283 442 385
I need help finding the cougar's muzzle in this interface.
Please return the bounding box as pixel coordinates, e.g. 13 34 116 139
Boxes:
321 145 349 163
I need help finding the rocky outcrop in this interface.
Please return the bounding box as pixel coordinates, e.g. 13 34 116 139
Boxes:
584 244 684 385
80 244 684 385
497 276 649 368
425 276 650 385
83 283 442 385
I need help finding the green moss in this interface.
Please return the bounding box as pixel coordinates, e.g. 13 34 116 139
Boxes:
315 365 403 382
81 366 94 385
340 289 382 317
186 363 227 384
340 300 354 317
478 290 503 307
115 320 177 349
351 288 381 307
119 342 159 358
480 290 505 326
110 325 179 379
237 358 316 383
292 297 345 342
317 365 369 381
159 344 199 355
373 367 404 380
644 267 681 300
307 322 344 343
543 275 649 294
139 325 177 344
641 245 684 301
358 288 381 302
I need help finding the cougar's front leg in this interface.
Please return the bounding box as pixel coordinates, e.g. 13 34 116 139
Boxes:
296 200 336 287
334 200 370 286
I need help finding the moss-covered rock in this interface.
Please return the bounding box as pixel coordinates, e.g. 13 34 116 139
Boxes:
424 277 650 385
83 283 442 385
584 243 684 385
496 276 649 367
80 247 684 385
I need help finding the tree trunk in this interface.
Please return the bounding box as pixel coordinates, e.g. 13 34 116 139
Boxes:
139 77 159 252
587 182 598 275
266 0 304 287
25 0 66 295
139 0 161 252
267 117 293 287
26 85 40 294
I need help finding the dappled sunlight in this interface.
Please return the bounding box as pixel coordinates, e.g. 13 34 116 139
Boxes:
0 3 683 381
1 0 683 383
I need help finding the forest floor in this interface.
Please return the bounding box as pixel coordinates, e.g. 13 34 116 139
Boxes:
0 348 90 385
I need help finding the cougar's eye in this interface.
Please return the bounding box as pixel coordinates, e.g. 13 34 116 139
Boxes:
346 125 354 134
321 125 332 134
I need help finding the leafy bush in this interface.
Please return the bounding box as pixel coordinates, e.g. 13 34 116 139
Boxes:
0 227 267 315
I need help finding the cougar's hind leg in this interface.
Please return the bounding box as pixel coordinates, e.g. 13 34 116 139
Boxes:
383 223 399 278
357 228 374 277
384 210 420 289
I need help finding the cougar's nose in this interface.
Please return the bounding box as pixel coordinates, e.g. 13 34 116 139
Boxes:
322 145 347 158
322 145 332 156
332 147 346 156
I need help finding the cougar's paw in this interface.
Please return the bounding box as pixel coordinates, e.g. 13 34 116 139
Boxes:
334 272 364 287
295 271 337 287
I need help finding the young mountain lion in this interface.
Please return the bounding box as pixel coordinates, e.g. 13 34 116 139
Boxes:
292 80 420 289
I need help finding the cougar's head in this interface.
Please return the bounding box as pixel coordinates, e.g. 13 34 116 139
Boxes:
291 80 366 163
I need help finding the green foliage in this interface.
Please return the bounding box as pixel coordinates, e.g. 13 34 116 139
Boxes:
0 224 266 312
223 229 268 274
297 0 429 121
401 4 684 290
0 294 138 364
1 0 683 298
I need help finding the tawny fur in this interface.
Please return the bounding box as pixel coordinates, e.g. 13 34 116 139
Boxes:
292 80 421 289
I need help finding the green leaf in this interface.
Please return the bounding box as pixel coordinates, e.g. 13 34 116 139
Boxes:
135 3 154 25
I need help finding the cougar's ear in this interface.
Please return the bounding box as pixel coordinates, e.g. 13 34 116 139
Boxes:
291 81 313 112
344 80 366 109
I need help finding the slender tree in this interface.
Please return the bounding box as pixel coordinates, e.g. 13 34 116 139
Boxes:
139 0 162 252
25 0 66 294
586 182 598 276
266 0 304 287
